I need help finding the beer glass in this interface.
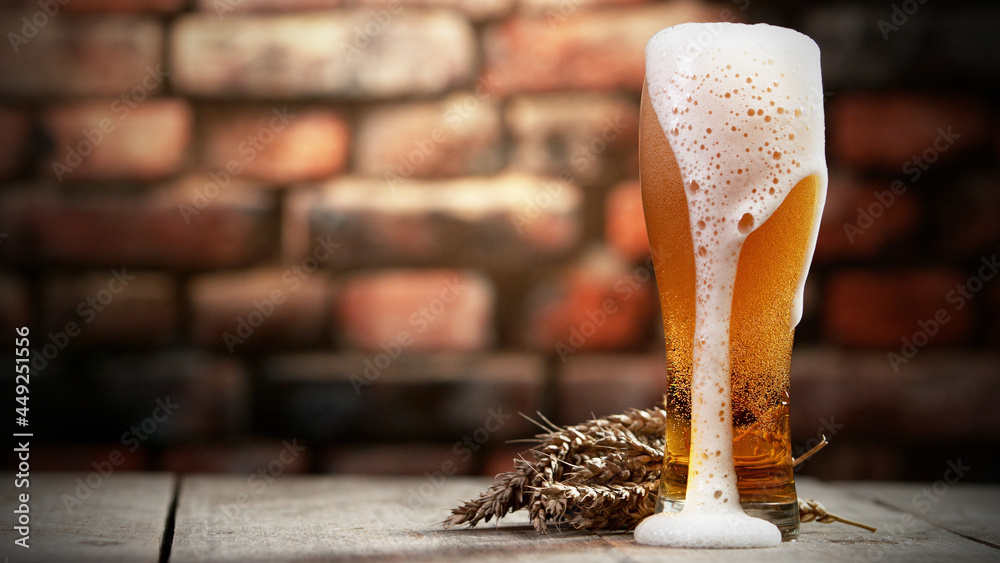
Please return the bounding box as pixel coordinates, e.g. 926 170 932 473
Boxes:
638 22 826 543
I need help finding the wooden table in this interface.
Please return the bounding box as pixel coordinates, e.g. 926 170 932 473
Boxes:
2 473 998 562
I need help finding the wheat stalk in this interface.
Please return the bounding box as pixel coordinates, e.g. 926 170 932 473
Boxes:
442 406 876 534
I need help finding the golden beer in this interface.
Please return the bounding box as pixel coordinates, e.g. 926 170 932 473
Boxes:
635 23 826 545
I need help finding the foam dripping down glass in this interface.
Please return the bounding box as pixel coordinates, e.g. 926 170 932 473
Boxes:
634 23 827 548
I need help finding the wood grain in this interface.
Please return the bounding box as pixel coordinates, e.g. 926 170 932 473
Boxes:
169 475 1000 562
850 481 1000 548
5 472 998 561
169 475 611 562
596 478 1000 562
0 472 175 563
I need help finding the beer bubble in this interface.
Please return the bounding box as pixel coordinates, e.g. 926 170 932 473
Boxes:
738 213 755 234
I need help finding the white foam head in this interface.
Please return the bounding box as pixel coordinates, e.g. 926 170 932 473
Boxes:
645 22 826 327
635 511 781 548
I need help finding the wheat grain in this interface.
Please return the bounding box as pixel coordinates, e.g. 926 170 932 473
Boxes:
442 406 875 534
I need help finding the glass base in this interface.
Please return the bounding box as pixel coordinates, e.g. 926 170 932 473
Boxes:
655 498 800 541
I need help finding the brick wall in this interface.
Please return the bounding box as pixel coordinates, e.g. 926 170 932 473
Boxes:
1 0 998 482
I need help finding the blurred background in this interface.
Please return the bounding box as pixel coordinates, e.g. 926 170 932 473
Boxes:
0 0 998 484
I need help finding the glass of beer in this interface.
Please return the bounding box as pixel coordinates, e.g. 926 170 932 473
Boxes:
635 22 826 547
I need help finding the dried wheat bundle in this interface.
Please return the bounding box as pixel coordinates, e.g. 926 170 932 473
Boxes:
443 406 875 534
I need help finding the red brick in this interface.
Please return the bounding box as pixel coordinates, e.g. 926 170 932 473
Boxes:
28 444 149 471
507 93 638 186
202 106 349 182
190 269 330 351
792 348 1000 443
522 246 654 355
824 269 974 349
0 177 274 269
0 16 162 97
258 352 545 441
0 0 183 12
556 354 665 424
96 352 250 440
791 442 904 481
171 10 475 98
197 0 512 20
42 99 191 182
61 0 186 12
480 445 528 477
335 269 494 351
323 443 466 475
41 271 178 348
800 5 942 92
520 0 650 12
814 173 921 261
831 93 988 170
482 3 720 95
196 0 343 13
284 175 583 267
160 441 310 473
0 275 30 335
354 92 502 179
353 0 513 21
991 282 1000 347
928 172 1000 259
605 180 648 262
0 108 30 179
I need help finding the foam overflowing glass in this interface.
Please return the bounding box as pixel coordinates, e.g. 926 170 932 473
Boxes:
635 22 827 548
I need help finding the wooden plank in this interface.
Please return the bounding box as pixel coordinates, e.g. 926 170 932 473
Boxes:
171 475 1000 562
849 481 1000 548
0 472 175 563
597 478 1000 562
170 475 613 562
